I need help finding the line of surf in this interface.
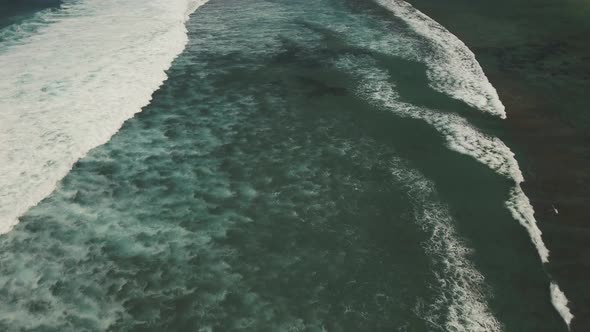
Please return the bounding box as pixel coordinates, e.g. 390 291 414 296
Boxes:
0 0 209 234
339 50 572 329
374 0 506 119
370 0 573 327
390 159 502 332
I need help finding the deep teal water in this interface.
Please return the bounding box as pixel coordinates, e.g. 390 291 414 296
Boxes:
0 0 60 29
0 0 570 331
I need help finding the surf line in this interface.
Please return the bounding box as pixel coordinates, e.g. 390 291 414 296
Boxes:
373 0 573 328
0 0 210 234
390 159 502 332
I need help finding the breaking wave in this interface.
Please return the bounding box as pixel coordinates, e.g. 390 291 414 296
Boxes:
0 0 209 234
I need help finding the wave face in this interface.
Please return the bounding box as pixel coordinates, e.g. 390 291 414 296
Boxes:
0 0 209 234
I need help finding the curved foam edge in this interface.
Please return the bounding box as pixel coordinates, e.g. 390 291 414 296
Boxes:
337 55 573 328
505 186 550 263
551 282 574 329
374 0 506 119
390 161 502 331
0 0 210 234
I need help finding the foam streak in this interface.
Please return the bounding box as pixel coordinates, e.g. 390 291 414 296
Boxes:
375 0 506 118
338 52 572 328
391 161 502 332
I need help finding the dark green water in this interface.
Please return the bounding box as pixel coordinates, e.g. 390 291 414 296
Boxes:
403 0 590 330
0 0 60 29
0 0 573 331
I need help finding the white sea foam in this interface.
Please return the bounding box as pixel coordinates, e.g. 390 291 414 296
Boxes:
348 63 551 263
506 186 550 263
0 0 209 234
390 160 502 332
375 0 506 118
551 282 574 329
337 53 572 328
371 0 574 322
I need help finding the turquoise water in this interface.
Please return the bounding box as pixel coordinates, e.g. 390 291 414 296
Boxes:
0 0 571 331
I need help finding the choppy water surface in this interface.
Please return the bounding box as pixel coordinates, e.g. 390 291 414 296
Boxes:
0 0 571 331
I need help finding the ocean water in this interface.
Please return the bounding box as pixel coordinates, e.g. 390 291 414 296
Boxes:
0 0 60 29
0 0 573 331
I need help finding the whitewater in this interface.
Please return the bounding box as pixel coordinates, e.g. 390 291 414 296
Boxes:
371 0 573 327
0 0 209 234
389 160 502 332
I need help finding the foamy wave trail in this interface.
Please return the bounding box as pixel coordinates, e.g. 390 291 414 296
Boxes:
0 0 209 234
375 0 506 119
551 282 574 328
337 54 573 328
390 160 502 332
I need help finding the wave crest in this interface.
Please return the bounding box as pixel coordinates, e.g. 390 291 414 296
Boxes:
0 0 210 234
